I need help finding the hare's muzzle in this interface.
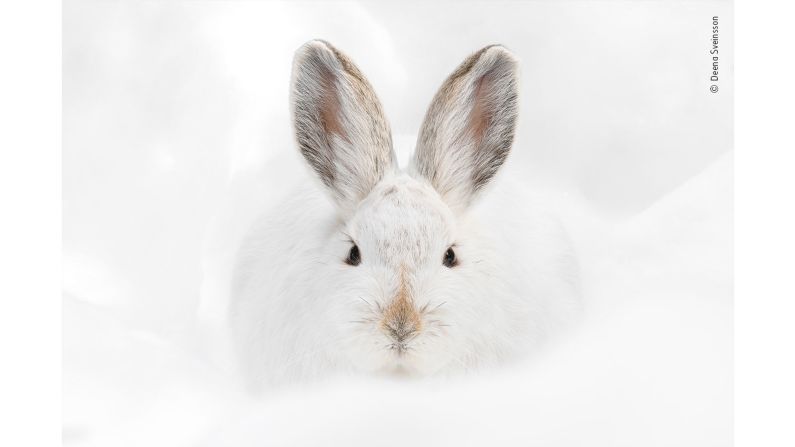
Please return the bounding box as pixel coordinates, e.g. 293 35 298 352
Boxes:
380 278 422 353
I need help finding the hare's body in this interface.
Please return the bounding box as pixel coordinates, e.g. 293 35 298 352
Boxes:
231 170 579 386
228 41 580 387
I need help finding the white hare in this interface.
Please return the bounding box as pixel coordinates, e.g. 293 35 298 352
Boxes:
229 40 580 388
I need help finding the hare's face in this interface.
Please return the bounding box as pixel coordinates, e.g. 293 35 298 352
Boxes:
335 175 461 374
289 40 518 376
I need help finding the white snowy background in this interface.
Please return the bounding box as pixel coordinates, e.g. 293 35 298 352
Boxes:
63 1 733 446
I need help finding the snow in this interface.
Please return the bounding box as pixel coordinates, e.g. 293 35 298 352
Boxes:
64 153 732 446
63 1 732 445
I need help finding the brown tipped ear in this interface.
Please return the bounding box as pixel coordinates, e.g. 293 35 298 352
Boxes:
291 40 396 215
410 45 519 213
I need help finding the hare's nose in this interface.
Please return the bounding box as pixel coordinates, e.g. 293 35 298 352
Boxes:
380 267 422 345
384 319 418 343
380 284 422 343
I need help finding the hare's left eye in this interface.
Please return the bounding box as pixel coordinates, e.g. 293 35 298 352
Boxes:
346 244 361 266
443 247 457 268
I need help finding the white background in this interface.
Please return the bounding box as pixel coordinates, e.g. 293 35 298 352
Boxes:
61 2 734 445
61 0 733 334
2 0 793 446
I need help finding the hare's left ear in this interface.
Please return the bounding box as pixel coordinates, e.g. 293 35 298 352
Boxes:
291 40 396 215
410 45 518 213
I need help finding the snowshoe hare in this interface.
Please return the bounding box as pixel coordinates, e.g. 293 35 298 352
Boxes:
229 40 580 387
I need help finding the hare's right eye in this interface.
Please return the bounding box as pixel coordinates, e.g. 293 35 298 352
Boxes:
443 247 457 268
345 244 361 266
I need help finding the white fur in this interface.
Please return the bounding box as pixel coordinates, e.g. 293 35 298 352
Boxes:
228 41 580 389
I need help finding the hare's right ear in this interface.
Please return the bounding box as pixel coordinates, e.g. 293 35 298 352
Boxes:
410 45 518 213
291 40 396 215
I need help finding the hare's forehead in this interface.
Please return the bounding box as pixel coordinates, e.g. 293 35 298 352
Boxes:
351 178 453 251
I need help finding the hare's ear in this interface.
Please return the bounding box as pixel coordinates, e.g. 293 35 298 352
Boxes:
410 45 518 213
291 40 396 214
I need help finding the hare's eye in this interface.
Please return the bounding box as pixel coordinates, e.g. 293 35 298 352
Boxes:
346 244 361 266
443 247 457 268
